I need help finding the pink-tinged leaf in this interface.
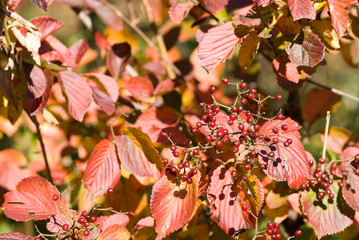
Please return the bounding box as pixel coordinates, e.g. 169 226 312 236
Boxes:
2 176 69 221
301 186 354 239
252 0 270 7
287 0 316 21
328 0 359 38
83 139 121 201
91 87 116 115
150 170 200 239
57 71 93 122
153 79 175 95
97 225 131 240
207 166 264 236
85 73 119 102
94 5 123 31
24 64 47 98
168 2 194 24
70 39 89 65
134 217 155 231
46 214 71 232
98 214 130 230
340 162 359 211
106 43 131 79
0 232 32 240
285 31 325 67
134 106 179 143
198 22 241 71
343 147 359 160
8 0 26 10
0 160 32 191
272 55 301 83
124 76 154 101
30 17 63 40
29 0 54 9
203 0 229 12
257 118 310 189
41 35 75 67
24 70 53 116
115 128 161 179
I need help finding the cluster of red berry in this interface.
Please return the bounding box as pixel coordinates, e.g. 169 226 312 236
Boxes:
265 221 302 239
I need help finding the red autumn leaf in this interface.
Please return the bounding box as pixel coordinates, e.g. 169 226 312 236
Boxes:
2 176 69 221
106 43 131 79
115 128 161 180
91 87 116 115
0 159 32 191
203 0 229 12
30 16 63 40
41 35 75 66
153 79 176 95
85 73 119 102
207 165 264 236
343 146 359 160
252 0 270 7
124 76 154 101
301 186 354 239
25 64 47 98
168 2 194 24
198 22 241 71
94 4 123 31
340 162 359 212
83 139 121 201
134 217 155 231
285 31 325 67
29 0 54 9
97 225 131 240
272 55 301 83
0 232 32 240
70 39 89 65
57 71 93 122
98 214 130 230
150 170 200 239
287 0 316 21
257 118 310 189
134 106 179 143
327 0 359 38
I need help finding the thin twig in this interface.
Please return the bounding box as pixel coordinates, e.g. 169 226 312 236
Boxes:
306 79 359 102
31 116 53 184
322 111 331 161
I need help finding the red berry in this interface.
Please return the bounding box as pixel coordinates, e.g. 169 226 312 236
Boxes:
329 193 335 199
295 230 302 237
272 127 279 134
242 130 248 137
242 204 248 211
214 106 220 113
82 211 88 217
281 124 288 131
260 164 267 169
241 98 248 104
209 121 216 128
231 170 237 177
319 158 325 164
222 78 229 84
331 164 337 170
192 128 198 133
274 223 280 229
181 174 188 180
249 151 256 157
193 149 199 155
253 132 259 138
242 176 248 181
318 192 325 198
275 95 281 100
275 233 282 239
355 154 359 161
223 129 229 135
315 167 321 173
52 194 59 201
276 113 284 119
178 163 184 169
309 179 315 185
283 142 289 147
266 229 273 235
78 217 86 224
238 106 243 112
62 224 69 231
128 211 135 217
192 169 198 175
286 138 292 145
161 132 168 138
229 114 236 121
83 230 90 236
233 146 239 153
240 82 247 89
254 124 260 131
338 182 344 187
244 164 251 170
231 106 238 112
173 151 180 157
170 145 177 151
222 136 229 143
325 188 331 194
272 138 279 144
187 178 193 184
228 120 234 125
210 86 216 93
249 88 256 93
34 238 41 240
84 221 90 227
90 216 97 222
355 169 359 175
247 93 255 99
205 136 212 142
184 161 190 167
267 222 274 229
247 118 253 124
162 158 168 165
196 122 203 128
268 152 275 158
309 160 314 166
238 124 245 130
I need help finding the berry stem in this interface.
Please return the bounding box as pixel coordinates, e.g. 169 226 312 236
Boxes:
321 111 331 169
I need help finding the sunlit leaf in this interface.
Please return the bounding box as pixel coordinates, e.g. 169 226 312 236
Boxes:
98 214 130 230
85 73 119 102
150 170 200 239
83 139 121 201
257 118 310 189
340 161 359 212
203 0 229 12
198 22 241 71
287 0 316 21
97 225 131 240
238 31 261 75
272 55 301 83
2 176 69 221
30 16 63 40
0 232 32 240
70 39 89 65
124 76 154 101
168 2 194 24
311 19 341 50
